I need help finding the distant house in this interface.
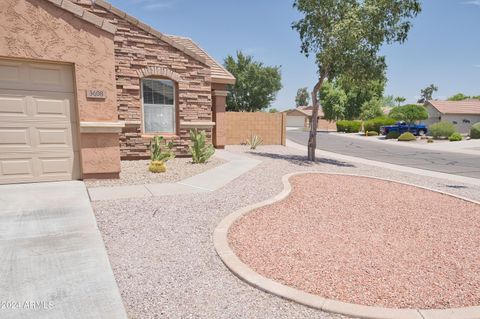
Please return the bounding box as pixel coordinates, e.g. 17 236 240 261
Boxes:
284 106 336 131
425 100 480 134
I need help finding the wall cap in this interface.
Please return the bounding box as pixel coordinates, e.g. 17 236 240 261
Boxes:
80 121 125 133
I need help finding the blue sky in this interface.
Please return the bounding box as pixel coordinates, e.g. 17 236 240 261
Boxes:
108 0 480 110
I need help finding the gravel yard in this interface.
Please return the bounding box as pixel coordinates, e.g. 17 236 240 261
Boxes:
229 173 480 309
92 145 480 318
85 157 225 187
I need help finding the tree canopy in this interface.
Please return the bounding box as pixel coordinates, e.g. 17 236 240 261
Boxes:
389 104 428 124
394 96 406 106
295 87 310 106
418 84 438 103
320 81 347 121
292 0 421 160
360 96 384 120
224 51 282 112
447 93 480 101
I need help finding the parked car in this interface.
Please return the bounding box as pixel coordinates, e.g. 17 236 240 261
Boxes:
380 121 428 136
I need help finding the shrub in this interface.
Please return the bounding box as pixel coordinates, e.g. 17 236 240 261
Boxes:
429 121 456 139
471 122 480 139
149 136 175 162
398 132 416 141
449 132 463 142
149 161 166 173
189 129 215 163
365 131 379 136
386 131 400 139
427 138 434 143
364 117 396 133
246 134 263 150
336 120 362 133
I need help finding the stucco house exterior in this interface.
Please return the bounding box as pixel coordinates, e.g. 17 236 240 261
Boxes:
0 0 234 184
425 100 480 134
284 106 336 131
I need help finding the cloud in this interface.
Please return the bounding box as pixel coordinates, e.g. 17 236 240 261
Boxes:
464 0 480 6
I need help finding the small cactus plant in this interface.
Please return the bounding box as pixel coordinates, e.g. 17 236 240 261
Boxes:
246 134 263 150
148 136 175 173
189 129 215 164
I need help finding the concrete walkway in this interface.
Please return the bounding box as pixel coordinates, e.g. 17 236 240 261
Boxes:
0 181 127 319
88 150 262 201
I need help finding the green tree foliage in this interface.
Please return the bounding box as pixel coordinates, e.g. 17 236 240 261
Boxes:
268 108 279 113
338 76 385 119
389 104 428 125
320 81 347 121
295 87 310 106
394 96 406 106
382 95 396 108
360 96 384 120
448 93 474 101
224 51 282 112
292 0 421 160
418 84 438 103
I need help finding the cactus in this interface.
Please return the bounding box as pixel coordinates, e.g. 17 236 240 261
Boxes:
189 129 215 164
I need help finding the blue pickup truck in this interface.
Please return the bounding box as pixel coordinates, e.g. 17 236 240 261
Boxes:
380 121 428 136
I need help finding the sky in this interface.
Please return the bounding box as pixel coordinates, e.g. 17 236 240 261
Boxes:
108 0 480 110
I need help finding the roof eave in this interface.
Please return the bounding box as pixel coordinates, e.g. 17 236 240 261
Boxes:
211 76 236 85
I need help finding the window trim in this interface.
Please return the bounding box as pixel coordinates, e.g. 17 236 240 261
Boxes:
140 77 178 135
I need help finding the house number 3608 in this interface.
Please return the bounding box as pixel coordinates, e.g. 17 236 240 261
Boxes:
86 89 106 99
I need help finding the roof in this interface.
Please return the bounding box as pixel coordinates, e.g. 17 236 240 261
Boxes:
92 0 208 66
427 100 480 115
285 107 324 118
44 0 116 34
168 36 235 84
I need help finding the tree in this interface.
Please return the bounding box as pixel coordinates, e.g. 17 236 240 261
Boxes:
295 87 310 106
360 96 384 120
389 104 428 125
224 51 282 112
382 95 396 108
320 81 347 121
337 75 385 119
292 0 421 161
394 96 406 106
417 84 438 103
448 93 470 101
268 108 279 113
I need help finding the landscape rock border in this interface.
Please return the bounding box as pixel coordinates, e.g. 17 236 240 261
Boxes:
213 172 480 319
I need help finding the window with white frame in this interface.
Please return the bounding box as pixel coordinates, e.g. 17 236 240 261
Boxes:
142 79 175 134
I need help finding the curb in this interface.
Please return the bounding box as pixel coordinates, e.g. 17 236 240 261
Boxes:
213 172 480 319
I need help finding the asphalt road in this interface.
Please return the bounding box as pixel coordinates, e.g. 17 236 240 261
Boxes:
287 131 480 179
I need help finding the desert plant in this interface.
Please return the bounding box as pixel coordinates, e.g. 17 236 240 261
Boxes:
150 136 175 162
471 122 480 139
149 161 166 173
449 132 463 142
189 129 215 164
246 134 263 150
429 121 456 139
427 137 434 143
398 132 416 141
336 120 362 133
365 131 379 136
386 131 400 139
364 117 396 133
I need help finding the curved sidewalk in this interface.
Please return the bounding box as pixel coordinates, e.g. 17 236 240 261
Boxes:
87 150 261 201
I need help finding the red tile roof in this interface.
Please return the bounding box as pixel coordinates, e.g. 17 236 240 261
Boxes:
427 100 480 115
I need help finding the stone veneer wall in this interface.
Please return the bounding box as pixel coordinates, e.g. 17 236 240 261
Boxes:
76 1 213 159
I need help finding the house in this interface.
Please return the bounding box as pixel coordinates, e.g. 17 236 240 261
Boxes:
0 0 235 184
284 106 336 131
425 100 480 134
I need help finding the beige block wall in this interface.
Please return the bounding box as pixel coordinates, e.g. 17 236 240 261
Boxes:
0 0 120 177
226 112 286 145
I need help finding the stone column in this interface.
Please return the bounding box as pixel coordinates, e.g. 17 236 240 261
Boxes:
212 86 228 149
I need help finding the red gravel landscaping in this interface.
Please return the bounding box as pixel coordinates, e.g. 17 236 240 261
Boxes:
228 174 480 309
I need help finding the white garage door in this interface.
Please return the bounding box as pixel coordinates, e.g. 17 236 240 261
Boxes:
0 59 80 184
287 116 305 127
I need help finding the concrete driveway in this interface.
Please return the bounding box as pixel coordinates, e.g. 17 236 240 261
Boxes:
287 131 480 179
0 181 127 319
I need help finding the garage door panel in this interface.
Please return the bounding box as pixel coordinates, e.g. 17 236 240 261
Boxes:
0 158 34 177
39 157 72 175
33 96 71 120
37 128 71 146
0 95 28 117
0 128 31 147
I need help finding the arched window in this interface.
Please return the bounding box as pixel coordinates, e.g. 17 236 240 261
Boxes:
142 78 175 134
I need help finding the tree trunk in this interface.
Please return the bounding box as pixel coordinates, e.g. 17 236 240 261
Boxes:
307 75 326 161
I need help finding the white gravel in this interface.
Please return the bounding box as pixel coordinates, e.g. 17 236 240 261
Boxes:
84 157 225 187
92 145 480 318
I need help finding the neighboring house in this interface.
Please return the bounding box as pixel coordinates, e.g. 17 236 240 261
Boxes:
0 0 234 184
425 100 480 134
284 106 336 131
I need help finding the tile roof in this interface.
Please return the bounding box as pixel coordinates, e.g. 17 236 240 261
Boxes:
45 0 116 34
168 35 235 84
427 100 480 115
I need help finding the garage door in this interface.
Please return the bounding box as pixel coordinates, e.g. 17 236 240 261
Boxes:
0 59 80 184
287 116 305 127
